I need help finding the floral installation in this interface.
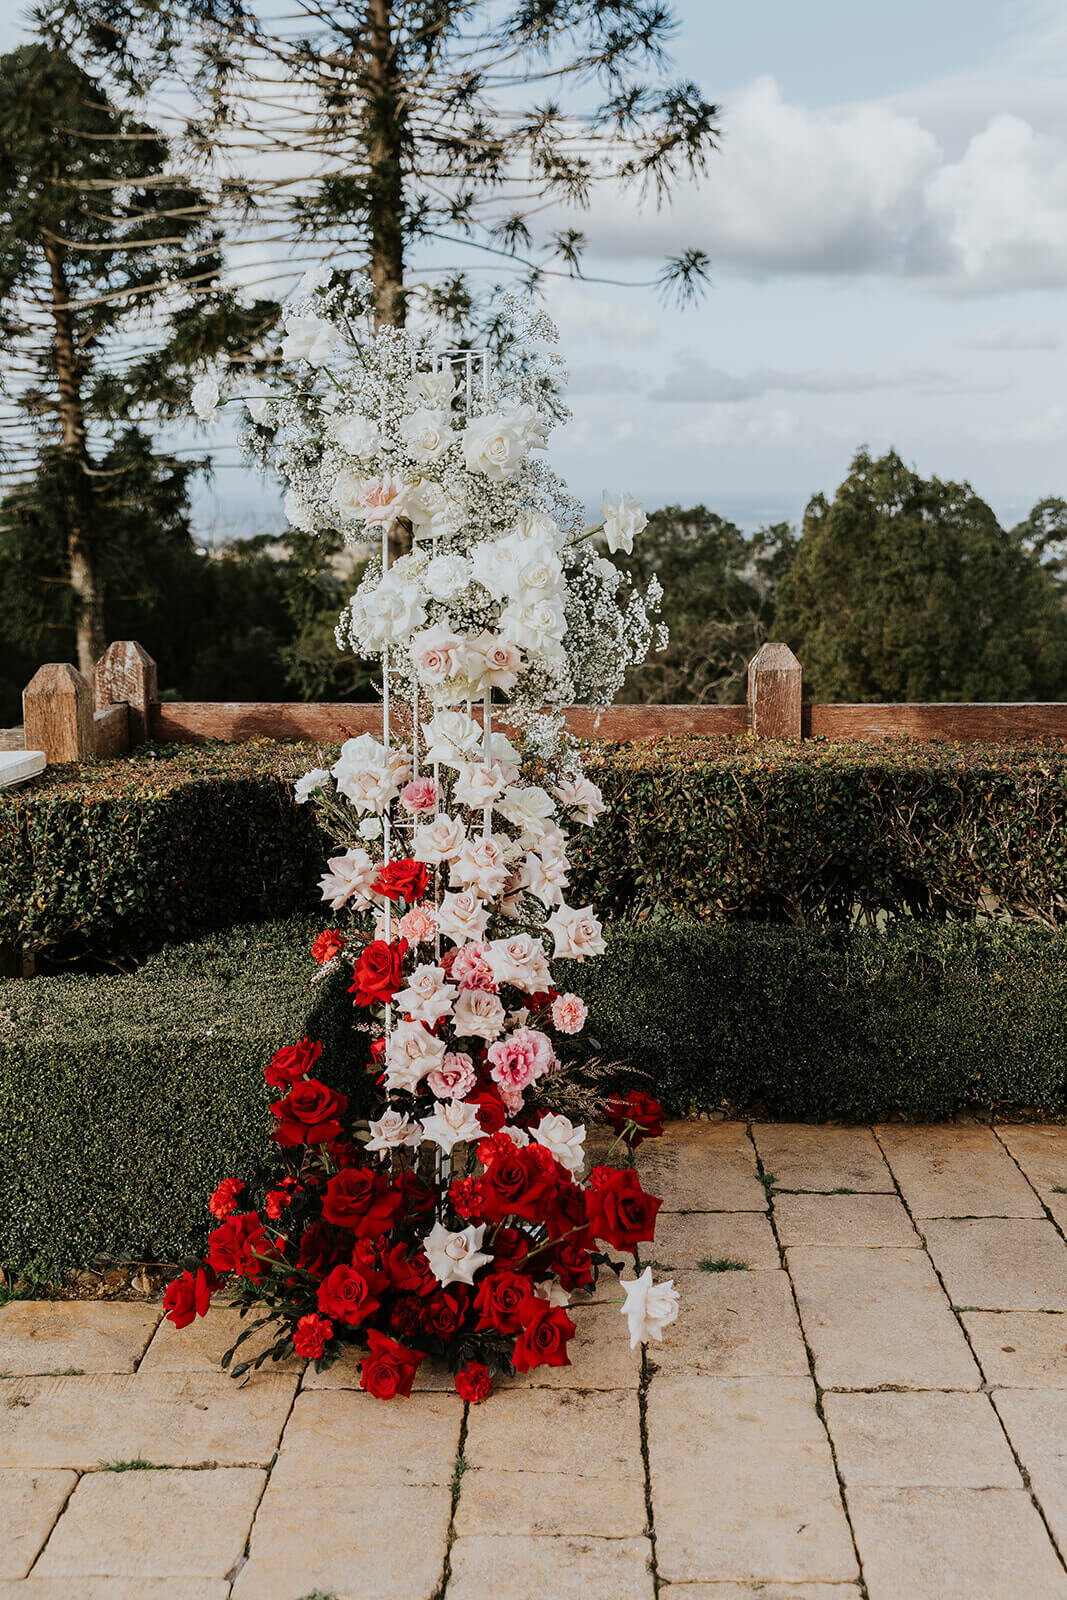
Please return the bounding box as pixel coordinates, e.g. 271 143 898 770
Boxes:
170 276 678 1400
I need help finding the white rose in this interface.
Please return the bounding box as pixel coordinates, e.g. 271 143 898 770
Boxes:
452 987 507 1040
620 1267 680 1349
498 597 566 655
191 373 220 421
365 1110 422 1156
395 963 458 1024
407 477 464 540
450 835 511 898
468 632 522 691
410 621 470 686
385 1019 447 1091
551 775 605 826
318 847 377 910
400 406 455 465
328 412 381 459
422 709 482 768
420 1098 484 1155
280 313 338 366
496 784 555 835
243 383 277 425
412 813 466 865
515 547 563 600
355 577 427 647
469 540 520 601
453 760 511 810
532 1112 586 1177
462 411 531 480
436 889 490 945
601 491 647 555
545 901 606 961
511 508 564 552
296 262 334 295
294 767 330 804
511 402 549 449
485 933 551 992
422 1221 492 1287
407 365 457 407
522 850 570 907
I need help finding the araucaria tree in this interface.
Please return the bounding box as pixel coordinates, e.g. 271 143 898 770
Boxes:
106 0 720 330
0 33 271 674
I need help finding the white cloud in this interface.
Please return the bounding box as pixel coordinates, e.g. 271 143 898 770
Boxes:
961 325 1060 350
568 362 649 395
974 402 1067 444
648 355 1010 403
544 283 660 345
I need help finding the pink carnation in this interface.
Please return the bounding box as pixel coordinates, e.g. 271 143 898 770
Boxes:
486 1027 556 1095
551 992 587 1034
401 777 438 814
398 903 437 944
450 942 497 992
427 1052 477 1100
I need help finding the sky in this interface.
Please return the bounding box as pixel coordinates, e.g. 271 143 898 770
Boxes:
4 0 1066 537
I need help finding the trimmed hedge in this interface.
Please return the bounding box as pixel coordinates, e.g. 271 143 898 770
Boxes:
6 736 1067 961
2 918 1064 1276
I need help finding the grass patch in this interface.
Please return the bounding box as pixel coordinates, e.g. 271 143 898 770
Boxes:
698 1258 751 1273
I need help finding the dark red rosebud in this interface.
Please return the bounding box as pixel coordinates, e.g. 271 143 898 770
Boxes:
265 1037 323 1089
603 1090 665 1145
207 1213 274 1280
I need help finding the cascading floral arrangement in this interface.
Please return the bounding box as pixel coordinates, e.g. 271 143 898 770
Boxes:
170 274 679 1401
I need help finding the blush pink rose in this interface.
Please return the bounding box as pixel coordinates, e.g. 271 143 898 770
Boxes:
401 777 438 814
551 992 587 1034
486 1026 556 1094
450 942 497 992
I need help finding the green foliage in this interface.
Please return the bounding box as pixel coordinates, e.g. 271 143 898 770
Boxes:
3 916 1064 1276
0 920 359 1278
618 506 796 704
8 736 1067 962
774 451 1067 702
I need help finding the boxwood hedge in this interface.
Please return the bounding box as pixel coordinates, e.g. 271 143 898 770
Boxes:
2 917 1064 1277
6 735 1067 962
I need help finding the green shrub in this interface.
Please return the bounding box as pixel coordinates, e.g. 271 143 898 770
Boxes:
2 917 1064 1277
6 735 1067 962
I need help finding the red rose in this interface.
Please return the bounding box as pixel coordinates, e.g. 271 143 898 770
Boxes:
295 1222 350 1281
208 1212 273 1280
585 1167 661 1251
454 1361 493 1403
389 1295 426 1339
552 1240 594 1291
490 1227 531 1270
472 1090 507 1136
349 939 407 1008
163 1265 217 1329
511 1302 576 1373
603 1090 665 1145
360 1330 426 1400
371 858 429 905
473 1270 537 1336
422 1287 469 1340
388 1243 437 1298
293 1313 333 1359
316 1264 379 1327
271 1078 348 1148
312 928 346 964
328 1137 359 1169
370 1036 387 1064
265 1037 323 1089
393 1170 436 1216
350 1236 392 1297
323 1167 403 1236
544 1174 592 1246
479 1144 557 1224
208 1177 244 1220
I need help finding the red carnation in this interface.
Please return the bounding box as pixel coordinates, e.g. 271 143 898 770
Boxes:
271 1078 348 1147
265 1036 323 1089
163 1265 218 1329
449 1176 485 1221
208 1177 244 1220
371 858 429 905
511 1301 576 1373
322 1167 403 1236
348 939 407 1008
264 1186 292 1222
455 1361 493 1404
585 1167 661 1251
603 1090 665 1145
473 1269 538 1336
316 1264 379 1327
312 928 346 964
360 1330 426 1400
293 1313 332 1360
208 1212 273 1280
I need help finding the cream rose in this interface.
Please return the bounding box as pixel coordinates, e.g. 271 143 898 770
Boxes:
545 901 606 961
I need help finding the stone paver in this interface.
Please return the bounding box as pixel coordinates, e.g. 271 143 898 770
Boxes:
448 1535 655 1600
922 1217 1067 1310
0 1373 296 1469
0 1471 76 1579
752 1124 893 1192
992 1388 1067 1554
787 1246 981 1389
877 1123 1044 1217
34 1467 264 1579
0 1303 160 1376
650 1268 809 1378
961 1311 1067 1387
637 1121 767 1210
773 1191 918 1248
846 1485 1067 1600
649 1376 858 1585
650 1207 780 1269
5 1124 1067 1598
823 1391 1020 1487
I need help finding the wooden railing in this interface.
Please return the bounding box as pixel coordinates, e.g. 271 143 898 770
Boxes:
18 639 1067 765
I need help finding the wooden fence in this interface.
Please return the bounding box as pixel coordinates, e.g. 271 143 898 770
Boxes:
19 639 1067 765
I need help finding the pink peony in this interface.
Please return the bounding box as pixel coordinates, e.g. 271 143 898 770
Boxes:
400 777 438 815
450 942 497 992
551 992 587 1034
486 1027 556 1095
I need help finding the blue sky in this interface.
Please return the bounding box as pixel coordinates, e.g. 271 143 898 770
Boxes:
4 0 1065 536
